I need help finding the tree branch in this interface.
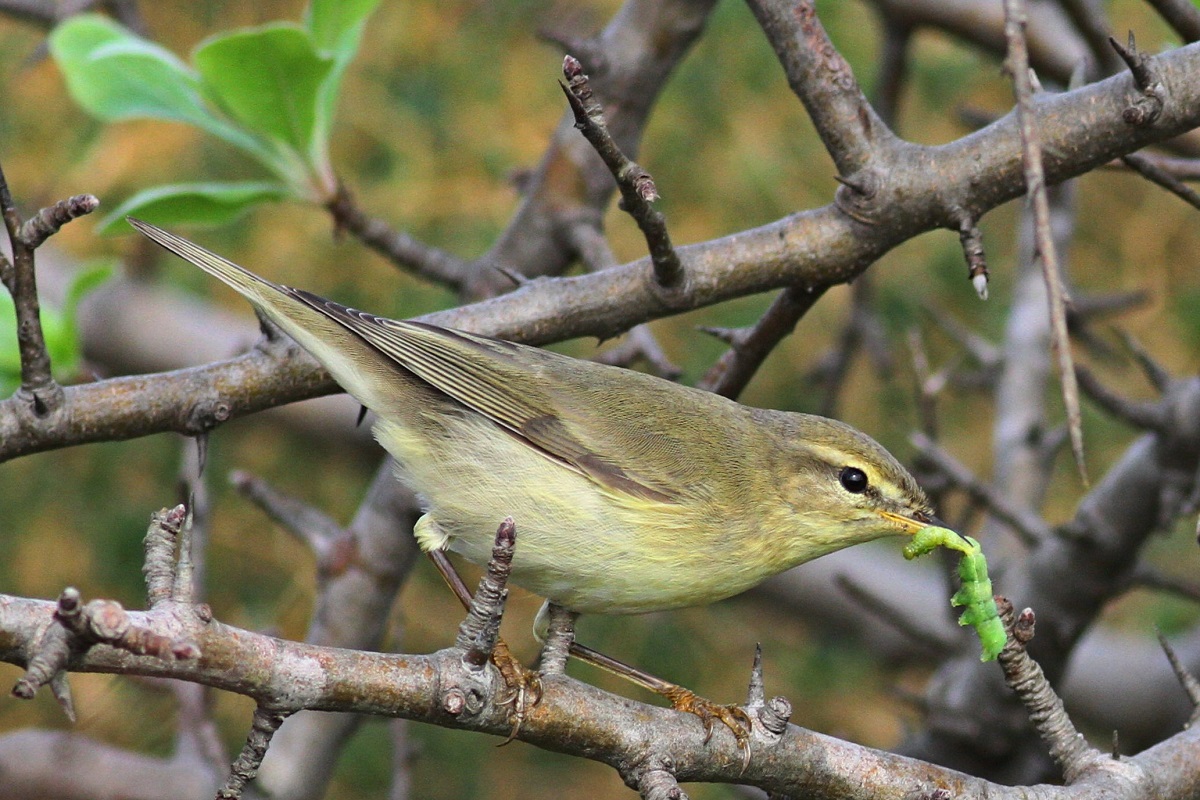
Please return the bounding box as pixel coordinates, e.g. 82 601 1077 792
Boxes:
6 43 1200 463
747 0 896 176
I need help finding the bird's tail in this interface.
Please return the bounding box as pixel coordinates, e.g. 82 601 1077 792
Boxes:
129 218 399 413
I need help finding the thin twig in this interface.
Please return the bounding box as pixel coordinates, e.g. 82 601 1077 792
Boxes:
163 445 225 789
698 285 825 399
956 212 990 299
174 436 206 604
0 0 96 26
19 194 99 248
216 706 292 799
455 518 516 666
561 213 618 271
1109 33 1166 126
1155 629 1200 719
0 175 97 412
911 431 1054 545
1074 366 1167 432
594 326 682 379
921 305 1001 370
326 183 469 291
872 14 913 127
560 55 683 289
809 278 893 417
1105 152 1200 180
561 217 681 378
143 505 189 608
1056 0 1122 77
1068 290 1150 324
462 0 716 299
906 328 942 439
636 764 685 800
1120 152 1200 210
1117 329 1173 393
229 470 346 569
1131 564 1200 604
995 600 1109 784
0 162 59 408
834 573 959 656
1002 0 1087 485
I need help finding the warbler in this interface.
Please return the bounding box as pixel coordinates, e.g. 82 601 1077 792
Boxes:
131 219 937 741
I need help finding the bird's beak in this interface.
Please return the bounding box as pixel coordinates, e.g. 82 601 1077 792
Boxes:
878 509 947 535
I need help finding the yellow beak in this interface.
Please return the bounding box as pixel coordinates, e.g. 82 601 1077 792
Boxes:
878 510 943 535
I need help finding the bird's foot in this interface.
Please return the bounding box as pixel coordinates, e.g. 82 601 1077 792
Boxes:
491 639 543 744
661 685 753 770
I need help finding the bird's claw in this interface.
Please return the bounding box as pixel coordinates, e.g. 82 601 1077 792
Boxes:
491 640 543 745
662 685 753 771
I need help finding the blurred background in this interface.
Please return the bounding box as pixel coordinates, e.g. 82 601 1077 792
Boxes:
1 0 1198 797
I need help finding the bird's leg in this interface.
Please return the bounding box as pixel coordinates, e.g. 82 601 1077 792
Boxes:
425 516 749 755
535 602 577 676
569 639 753 760
531 600 752 759
425 544 542 732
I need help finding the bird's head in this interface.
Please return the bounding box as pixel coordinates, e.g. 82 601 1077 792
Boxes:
762 412 940 561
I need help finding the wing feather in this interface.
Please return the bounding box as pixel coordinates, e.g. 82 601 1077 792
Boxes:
289 290 677 503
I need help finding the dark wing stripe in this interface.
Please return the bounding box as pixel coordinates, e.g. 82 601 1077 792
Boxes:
400 319 524 353
290 290 677 504
363 323 533 428
290 291 532 427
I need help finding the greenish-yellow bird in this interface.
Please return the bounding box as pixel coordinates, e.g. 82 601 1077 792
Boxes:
131 218 937 741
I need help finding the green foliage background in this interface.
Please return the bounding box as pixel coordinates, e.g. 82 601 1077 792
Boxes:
2 1 1199 797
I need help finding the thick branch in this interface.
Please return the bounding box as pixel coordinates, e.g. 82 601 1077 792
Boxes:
464 0 717 298
867 0 1089 83
6 43 1200 461
1147 0 1200 43
3 591 1195 798
746 0 895 175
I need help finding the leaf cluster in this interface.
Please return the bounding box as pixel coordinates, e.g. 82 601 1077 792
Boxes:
48 0 381 231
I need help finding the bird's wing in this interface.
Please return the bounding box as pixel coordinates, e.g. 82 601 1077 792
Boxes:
290 290 680 503
126 219 713 506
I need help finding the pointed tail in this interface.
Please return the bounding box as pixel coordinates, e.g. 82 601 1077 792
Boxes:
129 218 400 413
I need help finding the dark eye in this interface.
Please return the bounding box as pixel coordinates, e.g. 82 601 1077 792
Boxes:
839 466 869 494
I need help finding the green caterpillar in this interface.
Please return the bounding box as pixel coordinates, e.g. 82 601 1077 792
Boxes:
903 526 1006 661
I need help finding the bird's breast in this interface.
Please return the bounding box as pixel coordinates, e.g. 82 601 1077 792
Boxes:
376 413 785 614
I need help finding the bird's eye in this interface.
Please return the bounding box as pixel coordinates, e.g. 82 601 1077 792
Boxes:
839 466 869 494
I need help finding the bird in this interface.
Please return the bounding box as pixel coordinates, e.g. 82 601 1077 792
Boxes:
130 218 938 750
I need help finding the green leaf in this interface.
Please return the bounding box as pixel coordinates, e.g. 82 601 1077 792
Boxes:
193 23 333 158
305 0 381 180
0 262 114 393
50 15 205 124
96 182 291 234
306 0 382 53
50 262 115 381
49 15 273 160
63 262 116 325
0 291 18 393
